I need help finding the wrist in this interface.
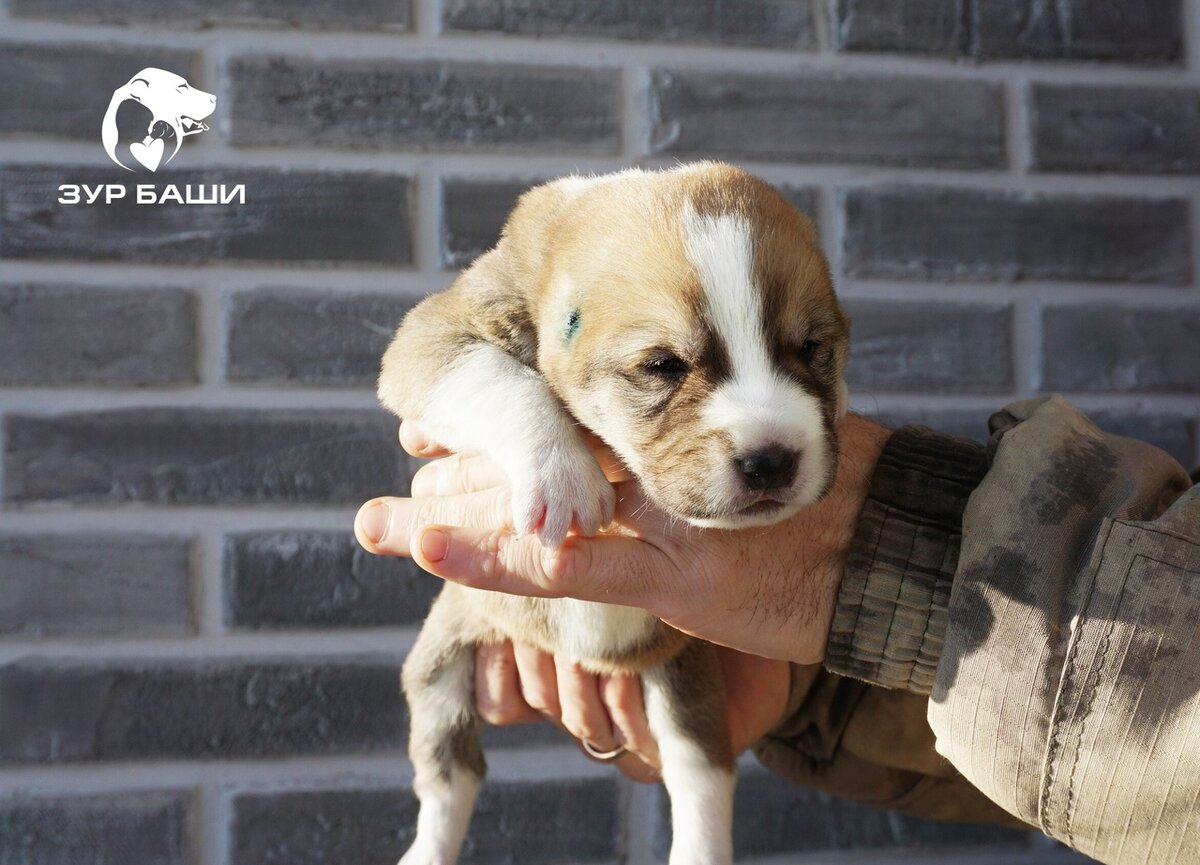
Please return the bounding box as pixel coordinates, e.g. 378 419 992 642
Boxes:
790 413 891 664
824 423 990 692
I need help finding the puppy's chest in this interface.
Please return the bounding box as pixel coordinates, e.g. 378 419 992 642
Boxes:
548 599 658 662
480 592 684 672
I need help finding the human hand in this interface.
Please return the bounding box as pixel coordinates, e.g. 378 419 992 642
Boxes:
471 639 790 783
356 414 888 663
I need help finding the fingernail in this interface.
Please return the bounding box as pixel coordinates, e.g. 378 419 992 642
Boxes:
358 502 391 545
419 528 449 563
410 466 437 497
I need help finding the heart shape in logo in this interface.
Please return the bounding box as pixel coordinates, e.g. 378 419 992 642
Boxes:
130 138 165 172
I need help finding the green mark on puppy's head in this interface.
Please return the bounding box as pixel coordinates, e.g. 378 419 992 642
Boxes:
564 307 582 343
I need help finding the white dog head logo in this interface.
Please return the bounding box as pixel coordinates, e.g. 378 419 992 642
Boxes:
102 68 215 172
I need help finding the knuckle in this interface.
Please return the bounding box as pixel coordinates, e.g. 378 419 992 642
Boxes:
479 701 520 726
540 540 591 592
520 678 558 716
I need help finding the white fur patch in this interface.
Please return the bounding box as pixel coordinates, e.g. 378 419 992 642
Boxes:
644 665 736 865
550 598 657 662
681 205 832 521
400 649 479 865
399 767 481 865
425 343 614 546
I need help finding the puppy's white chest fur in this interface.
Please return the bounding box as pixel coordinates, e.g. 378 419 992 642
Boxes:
548 598 658 661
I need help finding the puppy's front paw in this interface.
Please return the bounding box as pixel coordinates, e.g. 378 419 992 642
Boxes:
510 445 616 549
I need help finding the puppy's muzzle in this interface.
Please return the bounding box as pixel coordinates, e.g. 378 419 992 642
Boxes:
735 446 799 492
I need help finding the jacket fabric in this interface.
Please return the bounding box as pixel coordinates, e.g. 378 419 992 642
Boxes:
754 396 1199 863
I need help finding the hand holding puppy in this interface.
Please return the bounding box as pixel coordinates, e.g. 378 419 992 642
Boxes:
356 414 889 779
358 415 887 662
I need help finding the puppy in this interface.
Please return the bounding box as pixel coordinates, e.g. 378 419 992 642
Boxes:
378 162 849 865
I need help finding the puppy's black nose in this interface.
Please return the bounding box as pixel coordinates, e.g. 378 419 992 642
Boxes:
735 448 798 491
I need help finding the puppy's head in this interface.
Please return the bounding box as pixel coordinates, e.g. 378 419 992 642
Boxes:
509 163 849 528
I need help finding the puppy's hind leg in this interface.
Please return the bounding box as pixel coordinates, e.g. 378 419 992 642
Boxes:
398 591 487 865
644 641 737 865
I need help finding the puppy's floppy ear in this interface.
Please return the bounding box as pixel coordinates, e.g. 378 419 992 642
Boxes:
491 176 596 291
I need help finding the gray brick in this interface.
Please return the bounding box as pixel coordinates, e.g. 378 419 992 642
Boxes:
1088 412 1198 467
838 0 1182 62
835 0 965 54
444 0 815 48
0 165 412 266
0 534 193 638
972 0 1182 63
868 408 1197 468
226 290 413 386
0 658 404 763
866 408 992 442
648 69 1004 168
226 57 620 154
845 300 1013 393
442 177 540 269
231 778 618 865
0 790 192 865
653 770 1029 860
0 43 199 140
3 409 411 506
844 297 1012 391
843 186 1191 284
0 285 195 386
224 530 440 629
1042 306 1200 393
1031 84 1200 174
9 0 409 30
777 184 820 221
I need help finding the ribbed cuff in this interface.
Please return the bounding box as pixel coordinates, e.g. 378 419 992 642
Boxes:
825 425 989 694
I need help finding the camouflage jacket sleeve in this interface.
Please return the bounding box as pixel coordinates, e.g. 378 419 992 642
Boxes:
755 396 1200 862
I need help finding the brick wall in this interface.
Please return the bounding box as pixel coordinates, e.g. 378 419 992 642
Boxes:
2 1 1196 862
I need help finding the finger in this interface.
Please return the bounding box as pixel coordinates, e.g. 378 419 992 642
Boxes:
354 491 512 556
411 452 509 497
611 750 662 784
599 673 660 769
716 650 792 754
512 643 561 717
399 420 451 458
408 525 670 608
556 662 617 751
475 642 541 726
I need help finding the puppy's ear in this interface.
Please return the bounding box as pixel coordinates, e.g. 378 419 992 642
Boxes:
493 176 596 287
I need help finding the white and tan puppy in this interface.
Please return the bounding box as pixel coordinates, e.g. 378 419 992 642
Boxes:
378 162 849 865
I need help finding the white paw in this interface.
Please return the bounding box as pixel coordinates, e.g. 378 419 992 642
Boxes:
510 443 616 548
397 846 452 865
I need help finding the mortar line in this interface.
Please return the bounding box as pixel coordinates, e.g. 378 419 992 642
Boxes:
10 143 1200 197
2 23 1197 85
415 164 444 277
194 527 225 637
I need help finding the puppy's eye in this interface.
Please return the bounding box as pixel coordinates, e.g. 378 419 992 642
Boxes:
796 340 821 363
641 351 690 382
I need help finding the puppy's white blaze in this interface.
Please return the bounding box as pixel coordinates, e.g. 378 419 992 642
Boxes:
683 204 832 518
682 206 765 392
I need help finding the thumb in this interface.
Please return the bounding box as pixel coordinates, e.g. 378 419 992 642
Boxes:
410 524 668 607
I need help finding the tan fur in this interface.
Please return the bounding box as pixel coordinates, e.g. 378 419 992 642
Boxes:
380 163 848 865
